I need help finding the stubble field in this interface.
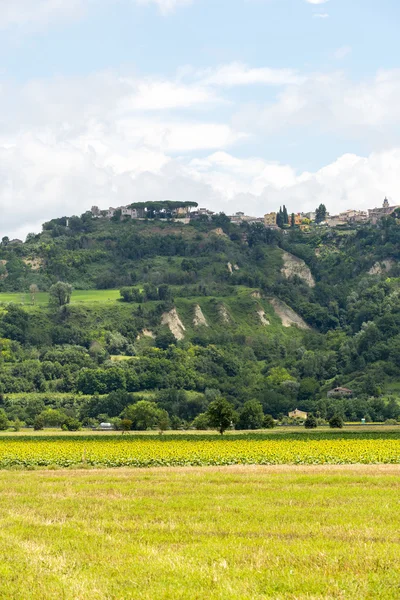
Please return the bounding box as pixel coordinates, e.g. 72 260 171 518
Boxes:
0 465 399 599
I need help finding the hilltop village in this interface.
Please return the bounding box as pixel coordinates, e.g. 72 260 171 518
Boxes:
90 197 399 231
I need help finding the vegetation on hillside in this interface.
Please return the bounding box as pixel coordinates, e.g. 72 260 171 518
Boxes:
0 210 400 427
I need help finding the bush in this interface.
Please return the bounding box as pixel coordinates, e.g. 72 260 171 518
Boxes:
237 400 264 430
120 418 133 431
61 417 81 431
12 418 22 432
33 415 45 431
0 409 9 431
192 413 210 430
263 414 275 429
304 414 317 429
329 415 344 429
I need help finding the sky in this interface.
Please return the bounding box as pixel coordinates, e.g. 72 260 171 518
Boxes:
1 0 400 238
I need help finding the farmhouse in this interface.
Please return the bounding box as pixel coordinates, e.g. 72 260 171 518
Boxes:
288 409 308 419
327 387 353 398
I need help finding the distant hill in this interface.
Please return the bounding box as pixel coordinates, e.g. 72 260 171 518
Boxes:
0 210 400 426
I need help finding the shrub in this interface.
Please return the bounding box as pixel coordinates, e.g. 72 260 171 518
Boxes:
0 409 9 431
329 415 344 429
192 413 210 430
304 414 317 429
263 414 275 429
237 400 264 430
61 417 81 431
33 415 45 431
120 419 133 431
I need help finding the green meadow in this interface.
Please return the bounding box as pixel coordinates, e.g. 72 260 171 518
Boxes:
0 289 121 306
0 465 398 599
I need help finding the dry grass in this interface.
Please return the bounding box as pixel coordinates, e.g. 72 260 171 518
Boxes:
0 465 399 599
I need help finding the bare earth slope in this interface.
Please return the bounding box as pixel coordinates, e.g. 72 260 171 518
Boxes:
281 250 315 287
269 297 310 329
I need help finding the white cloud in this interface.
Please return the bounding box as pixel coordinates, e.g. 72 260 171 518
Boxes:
313 13 330 18
2 64 400 238
334 46 352 60
185 148 400 218
0 0 191 32
305 0 329 4
197 63 305 87
119 79 222 111
235 69 400 138
134 0 193 15
0 0 91 31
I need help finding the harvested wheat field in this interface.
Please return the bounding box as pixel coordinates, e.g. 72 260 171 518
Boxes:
0 465 399 599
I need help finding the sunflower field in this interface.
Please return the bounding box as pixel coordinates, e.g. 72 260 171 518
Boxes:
0 433 399 468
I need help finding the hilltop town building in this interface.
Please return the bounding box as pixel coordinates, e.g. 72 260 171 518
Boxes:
368 198 399 224
264 212 277 226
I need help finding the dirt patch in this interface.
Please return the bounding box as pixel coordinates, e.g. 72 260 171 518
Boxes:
136 329 155 340
269 297 310 330
368 259 394 275
211 228 228 238
257 309 270 326
227 262 233 274
281 251 315 287
161 308 186 340
251 291 261 299
0 260 8 280
23 257 44 271
218 304 231 324
193 305 208 327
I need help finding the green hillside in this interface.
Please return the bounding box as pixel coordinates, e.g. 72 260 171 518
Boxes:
0 210 400 428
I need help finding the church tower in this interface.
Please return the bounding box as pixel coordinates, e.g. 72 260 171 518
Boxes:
383 197 390 208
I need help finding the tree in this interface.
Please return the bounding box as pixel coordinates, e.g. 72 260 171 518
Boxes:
298 377 319 401
304 414 317 429
206 397 236 435
155 330 177 350
0 409 9 431
237 400 264 430
49 282 73 307
329 414 344 429
124 401 165 431
263 414 275 429
33 415 45 431
315 204 327 224
29 284 39 305
62 417 81 431
120 419 133 432
282 205 289 225
157 409 171 434
158 284 172 302
291 213 295 228
276 209 284 229
40 408 67 427
192 413 210 430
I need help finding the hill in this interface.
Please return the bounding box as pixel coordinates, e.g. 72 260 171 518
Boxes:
0 210 400 427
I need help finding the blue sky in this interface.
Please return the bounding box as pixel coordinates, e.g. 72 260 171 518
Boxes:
1 0 400 237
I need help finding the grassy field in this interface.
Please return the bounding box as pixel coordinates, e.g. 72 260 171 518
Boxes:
0 289 121 306
0 465 398 599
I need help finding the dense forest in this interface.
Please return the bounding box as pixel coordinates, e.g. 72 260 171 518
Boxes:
0 210 400 429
